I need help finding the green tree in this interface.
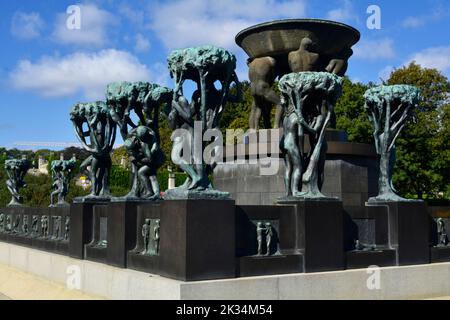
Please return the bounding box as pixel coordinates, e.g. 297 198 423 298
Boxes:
334 77 374 144
387 62 450 199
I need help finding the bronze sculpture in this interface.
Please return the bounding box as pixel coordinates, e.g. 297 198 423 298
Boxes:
70 102 116 201
279 72 342 199
236 19 359 129
364 85 420 202
165 45 241 199
106 82 171 201
5 158 29 207
50 158 76 207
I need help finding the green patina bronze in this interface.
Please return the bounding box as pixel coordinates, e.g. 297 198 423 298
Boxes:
165 45 241 199
278 71 342 200
364 85 421 202
106 81 171 201
5 158 30 207
70 101 117 201
49 158 76 207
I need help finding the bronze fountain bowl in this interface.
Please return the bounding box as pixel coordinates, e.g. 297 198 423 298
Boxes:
235 19 360 59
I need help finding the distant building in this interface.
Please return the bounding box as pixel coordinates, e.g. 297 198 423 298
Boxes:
28 156 49 176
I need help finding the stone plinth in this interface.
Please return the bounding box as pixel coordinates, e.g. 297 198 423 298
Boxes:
213 129 378 207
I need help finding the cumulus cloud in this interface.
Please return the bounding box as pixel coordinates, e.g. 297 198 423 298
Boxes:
326 0 356 23
401 16 424 28
134 33 151 53
401 5 450 28
52 4 117 47
405 46 450 74
149 0 307 50
9 49 151 100
353 38 396 60
11 11 45 40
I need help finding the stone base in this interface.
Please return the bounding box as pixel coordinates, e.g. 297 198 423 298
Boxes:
0 207 70 256
85 245 107 264
213 130 378 207
126 202 161 274
238 254 304 277
157 199 236 281
278 199 345 272
1 242 450 300
73 196 111 203
163 187 230 200
83 201 139 268
346 249 396 269
367 201 430 266
430 246 450 263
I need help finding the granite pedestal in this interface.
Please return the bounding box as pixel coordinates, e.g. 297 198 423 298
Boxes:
235 205 303 277
277 199 345 272
367 201 430 265
213 129 378 207
127 202 161 274
84 201 139 268
69 202 94 259
156 199 236 281
0 206 69 255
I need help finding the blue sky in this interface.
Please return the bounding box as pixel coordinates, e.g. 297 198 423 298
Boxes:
0 0 449 150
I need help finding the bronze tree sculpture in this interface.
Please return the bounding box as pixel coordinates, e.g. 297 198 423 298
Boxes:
70 102 116 201
364 85 420 202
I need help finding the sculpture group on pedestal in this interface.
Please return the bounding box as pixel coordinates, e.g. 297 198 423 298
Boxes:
70 102 116 201
164 45 241 199
106 81 171 201
279 72 342 199
5 158 29 207
364 85 420 202
245 35 354 129
50 158 76 207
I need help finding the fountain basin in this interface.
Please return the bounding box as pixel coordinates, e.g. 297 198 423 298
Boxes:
236 19 360 59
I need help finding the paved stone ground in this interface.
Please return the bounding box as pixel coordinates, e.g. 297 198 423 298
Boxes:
0 264 102 300
0 293 10 300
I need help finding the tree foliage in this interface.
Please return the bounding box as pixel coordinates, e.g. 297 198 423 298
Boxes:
334 77 374 144
387 62 450 199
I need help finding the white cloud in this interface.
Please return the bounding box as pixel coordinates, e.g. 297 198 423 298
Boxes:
401 16 424 28
405 46 450 74
134 33 151 53
326 0 356 23
52 4 117 47
11 11 45 40
149 0 307 50
353 38 396 60
9 49 151 100
401 5 450 28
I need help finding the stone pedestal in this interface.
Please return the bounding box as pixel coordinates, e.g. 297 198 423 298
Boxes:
213 129 378 207
235 205 303 277
278 199 345 272
430 246 450 263
69 202 94 259
0 206 70 255
367 201 430 265
83 201 139 268
157 199 236 281
127 202 161 274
